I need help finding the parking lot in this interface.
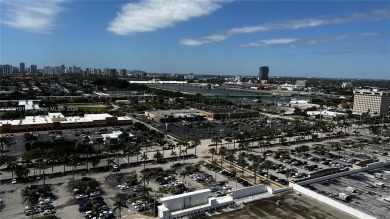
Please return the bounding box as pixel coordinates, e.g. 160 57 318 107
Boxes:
137 114 293 139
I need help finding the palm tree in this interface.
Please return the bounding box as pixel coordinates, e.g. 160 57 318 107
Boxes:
170 150 177 165
91 150 101 170
15 165 30 180
252 155 262 184
166 168 177 188
91 204 103 219
106 157 115 175
83 143 95 171
41 161 48 185
141 186 153 211
219 146 227 167
135 142 141 163
225 151 235 171
156 186 168 197
113 199 128 219
262 160 273 181
284 172 292 181
123 143 133 164
69 155 79 180
211 160 219 180
179 171 187 184
24 188 39 219
209 148 216 162
141 152 149 170
237 152 247 176
191 138 201 156
211 136 222 152
5 156 17 180
153 150 163 163
224 137 232 150
231 169 238 189
62 154 69 173
140 172 150 188
181 147 188 164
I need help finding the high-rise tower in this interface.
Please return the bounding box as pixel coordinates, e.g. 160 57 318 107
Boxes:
20 62 25 73
259 66 269 81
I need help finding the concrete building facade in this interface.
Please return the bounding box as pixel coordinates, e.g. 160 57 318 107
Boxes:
0 113 132 133
20 62 25 74
0 64 13 76
353 88 390 115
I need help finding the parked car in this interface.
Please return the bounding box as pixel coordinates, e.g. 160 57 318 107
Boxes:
43 209 56 215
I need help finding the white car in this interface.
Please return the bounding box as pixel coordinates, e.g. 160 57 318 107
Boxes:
132 200 143 207
84 211 93 217
118 185 129 190
43 209 55 215
39 199 52 205
90 191 100 197
11 179 17 184
75 194 88 200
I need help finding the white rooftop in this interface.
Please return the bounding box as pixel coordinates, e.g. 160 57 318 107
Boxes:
0 113 130 127
160 189 211 202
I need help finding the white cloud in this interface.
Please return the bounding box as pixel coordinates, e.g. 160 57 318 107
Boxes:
0 0 66 33
318 46 390 54
180 8 390 45
108 0 231 35
179 33 228 46
240 33 383 47
360 32 381 37
240 38 298 47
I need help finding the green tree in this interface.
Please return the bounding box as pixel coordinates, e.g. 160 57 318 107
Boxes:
170 150 177 165
91 204 103 219
153 150 164 163
209 148 216 162
211 136 222 152
5 155 17 179
141 152 149 170
106 157 115 175
191 138 201 156
252 155 263 184
24 188 39 219
113 199 129 219
262 160 273 181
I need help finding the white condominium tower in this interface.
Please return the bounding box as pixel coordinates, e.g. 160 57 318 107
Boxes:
353 87 390 115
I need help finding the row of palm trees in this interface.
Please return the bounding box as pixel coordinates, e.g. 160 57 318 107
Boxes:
4 125 203 182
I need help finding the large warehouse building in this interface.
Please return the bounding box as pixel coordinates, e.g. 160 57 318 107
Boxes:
0 113 132 133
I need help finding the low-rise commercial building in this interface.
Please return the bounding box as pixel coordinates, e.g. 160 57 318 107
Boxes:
145 109 205 123
0 113 132 133
196 107 259 120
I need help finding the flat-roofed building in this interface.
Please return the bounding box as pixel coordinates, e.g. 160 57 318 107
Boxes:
353 88 390 115
196 107 259 120
0 113 132 133
158 189 234 219
145 109 205 123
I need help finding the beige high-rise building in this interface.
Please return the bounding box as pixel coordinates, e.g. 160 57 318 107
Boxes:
353 88 390 115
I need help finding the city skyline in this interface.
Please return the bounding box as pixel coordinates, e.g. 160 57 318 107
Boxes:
1 0 390 79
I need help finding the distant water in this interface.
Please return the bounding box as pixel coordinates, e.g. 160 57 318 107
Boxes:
151 84 311 104
152 84 259 97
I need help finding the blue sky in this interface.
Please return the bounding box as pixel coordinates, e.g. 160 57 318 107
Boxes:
1 0 390 79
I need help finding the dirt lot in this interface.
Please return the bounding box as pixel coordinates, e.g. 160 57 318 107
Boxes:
211 191 356 219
